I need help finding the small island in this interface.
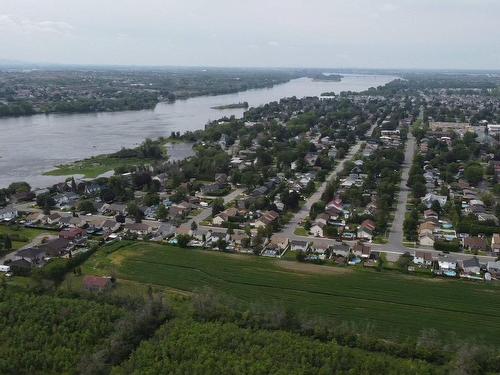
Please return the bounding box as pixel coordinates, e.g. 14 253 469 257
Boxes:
211 101 249 110
320 91 336 97
309 73 343 82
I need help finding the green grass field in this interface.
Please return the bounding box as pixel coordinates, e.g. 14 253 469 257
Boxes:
82 241 500 344
43 155 150 178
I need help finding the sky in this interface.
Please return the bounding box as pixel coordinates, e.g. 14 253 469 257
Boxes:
0 0 499 70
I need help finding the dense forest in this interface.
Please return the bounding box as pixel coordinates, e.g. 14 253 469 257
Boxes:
114 318 439 375
0 292 124 374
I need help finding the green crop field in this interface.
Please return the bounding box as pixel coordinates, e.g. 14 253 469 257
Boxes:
82 241 500 344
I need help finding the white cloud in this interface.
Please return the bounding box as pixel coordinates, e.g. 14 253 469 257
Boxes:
0 14 74 36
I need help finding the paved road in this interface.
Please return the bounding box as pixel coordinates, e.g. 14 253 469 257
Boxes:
182 188 245 229
280 122 378 238
386 132 416 251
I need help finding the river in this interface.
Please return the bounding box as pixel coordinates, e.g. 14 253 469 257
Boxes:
0 74 396 188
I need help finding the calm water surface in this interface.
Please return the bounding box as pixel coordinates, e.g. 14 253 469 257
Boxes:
0 74 396 188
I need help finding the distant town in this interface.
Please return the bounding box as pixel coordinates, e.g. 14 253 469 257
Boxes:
1 72 499 281
1 68 500 374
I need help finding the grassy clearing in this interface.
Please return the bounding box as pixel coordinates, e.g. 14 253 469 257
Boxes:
0 225 53 250
82 241 500 344
43 155 151 178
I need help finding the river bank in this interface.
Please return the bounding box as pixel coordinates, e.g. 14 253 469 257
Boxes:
0 74 396 188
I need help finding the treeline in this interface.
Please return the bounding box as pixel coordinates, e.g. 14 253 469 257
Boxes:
115 318 439 375
0 101 35 117
115 288 500 375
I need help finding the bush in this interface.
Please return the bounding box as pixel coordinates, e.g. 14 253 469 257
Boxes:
433 240 461 253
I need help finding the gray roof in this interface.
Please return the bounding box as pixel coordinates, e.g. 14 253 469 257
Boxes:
16 247 45 259
462 258 480 268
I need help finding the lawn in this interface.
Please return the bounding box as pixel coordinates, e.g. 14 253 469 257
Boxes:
43 155 152 178
82 241 500 344
294 227 308 236
0 225 53 250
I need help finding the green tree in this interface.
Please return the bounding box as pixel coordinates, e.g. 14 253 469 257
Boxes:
212 198 224 216
464 164 483 185
144 192 160 206
156 204 168 221
77 200 96 214
177 234 191 248
3 235 12 251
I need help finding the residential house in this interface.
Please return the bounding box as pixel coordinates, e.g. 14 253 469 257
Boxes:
492 234 500 254
38 238 73 258
0 205 18 221
463 236 487 252
357 219 376 241
54 192 79 209
83 276 113 292
254 210 279 229
423 210 439 220
310 222 325 237
271 237 290 252
59 227 86 241
310 243 330 259
477 213 499 225
46 213 63 225
331 243 350 258
421 193 447 209
290 240 309 252
26 212 46 224
154 223 176 240
99 219 121 233
486 261 500 277
413 251 433 266
352 243 371 258
419 233 435 247
419 221 437 236
461 258 481 275
315 213 330 226
123 223 153 236
438 257 457 271
212 207 240 226
15 247 46 265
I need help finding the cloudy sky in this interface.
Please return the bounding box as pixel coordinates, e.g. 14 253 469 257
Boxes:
1 0 499 69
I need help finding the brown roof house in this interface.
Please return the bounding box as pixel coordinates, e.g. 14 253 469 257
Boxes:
463 236 487 252
83 276 113 292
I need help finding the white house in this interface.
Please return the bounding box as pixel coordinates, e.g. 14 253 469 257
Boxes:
357 226 373 241
0 206 18 221
421 193 447 209
413 251 433 266
310 222 325 237
438 257 457 271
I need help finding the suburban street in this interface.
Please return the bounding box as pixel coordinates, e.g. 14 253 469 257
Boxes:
280 122 378 239
386 131 416 251
274 126 498 264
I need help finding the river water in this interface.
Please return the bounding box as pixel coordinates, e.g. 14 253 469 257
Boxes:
0 74 396 188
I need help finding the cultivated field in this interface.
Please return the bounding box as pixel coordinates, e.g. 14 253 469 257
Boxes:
82 241 500 344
